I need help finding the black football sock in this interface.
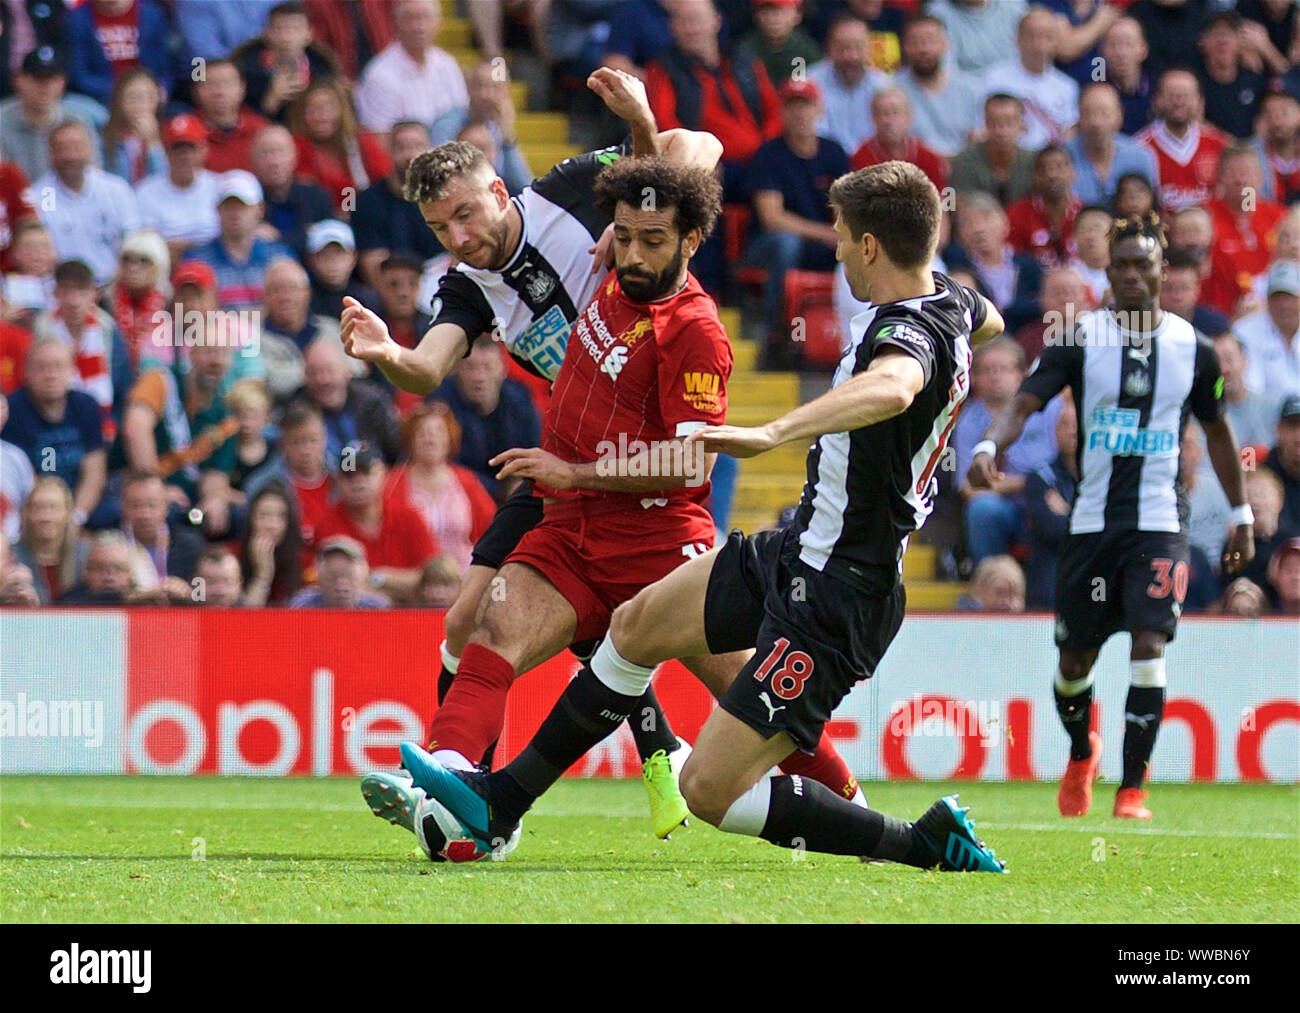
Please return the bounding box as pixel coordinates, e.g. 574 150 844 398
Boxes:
626 683 679 760
1121 686 1165 790
1055 677 1095 762
487 667 643 826
759 775 936 867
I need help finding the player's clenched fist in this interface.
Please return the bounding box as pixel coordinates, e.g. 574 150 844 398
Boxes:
341 296 398 365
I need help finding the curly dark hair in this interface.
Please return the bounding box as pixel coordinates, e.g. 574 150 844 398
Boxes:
403 141 494 204
1109 210 1167 252
591 157 722 240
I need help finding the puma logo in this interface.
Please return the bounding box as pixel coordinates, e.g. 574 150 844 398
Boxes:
1125 712 1158 730
759 692 786 723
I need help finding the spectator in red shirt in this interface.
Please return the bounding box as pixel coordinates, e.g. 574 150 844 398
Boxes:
65 0 173 107
193 59 271 174
316 438 438 603
645 0 781 198
1206 144 1287 289
1168 203 1251 318
1007 144 1082 268
288 77 392 213
849 85 946 193
0 156 36 272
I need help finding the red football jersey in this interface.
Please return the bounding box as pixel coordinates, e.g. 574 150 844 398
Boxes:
291 472 335 576
1206 196 1286 283
315 498 439 571
541 270 733 512
1006 194 1081 267
0 161 36 272
1137 121 1226 212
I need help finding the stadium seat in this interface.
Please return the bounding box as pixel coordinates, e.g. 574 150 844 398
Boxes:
783 270 843 369
723 203 768 290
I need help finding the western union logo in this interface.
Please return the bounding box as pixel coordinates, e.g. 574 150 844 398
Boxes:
683 372 720 395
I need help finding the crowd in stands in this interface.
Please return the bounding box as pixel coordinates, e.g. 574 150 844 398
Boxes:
1 0 1299 618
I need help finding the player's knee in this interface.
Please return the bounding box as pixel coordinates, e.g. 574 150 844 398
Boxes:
609 595 651 658
1131 631 1167 660
1058 651 1095 682
678 757 731 827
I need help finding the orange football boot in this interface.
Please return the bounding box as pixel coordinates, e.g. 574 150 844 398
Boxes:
1058 731 1102 817
1113 787 1153 820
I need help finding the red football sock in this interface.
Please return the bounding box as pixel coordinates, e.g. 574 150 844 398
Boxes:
426 643 515 763
780 733 860 801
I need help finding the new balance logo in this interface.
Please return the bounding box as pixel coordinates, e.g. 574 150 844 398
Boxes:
601 345 628 379
758 692 786 723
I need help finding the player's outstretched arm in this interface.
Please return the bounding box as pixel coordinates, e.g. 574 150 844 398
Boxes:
967 390 1044 488
588 66 722 169
491 443 716 492
971 295 1005 348
1201 415 1255 574
341 297 469 396
687 348 925 458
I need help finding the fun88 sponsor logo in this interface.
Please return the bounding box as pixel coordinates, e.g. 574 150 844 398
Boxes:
1087 407 1177 457
513 305 570 381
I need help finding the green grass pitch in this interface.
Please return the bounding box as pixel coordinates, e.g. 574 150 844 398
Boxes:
2 776 1296 923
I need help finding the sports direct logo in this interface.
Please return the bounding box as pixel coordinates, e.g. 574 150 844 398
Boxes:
594 433 709 487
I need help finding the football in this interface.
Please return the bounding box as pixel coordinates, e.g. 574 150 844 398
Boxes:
415 794 487 864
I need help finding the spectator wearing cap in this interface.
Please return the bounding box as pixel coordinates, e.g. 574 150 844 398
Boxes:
928 0 1026 77
743 0 821 89
1006 145 1082 269
34 120 140 287
65 0 172 108
174 0 279 66
354 0 468 144
183 170 294 312
1234 261 1300 402
293 338 400 466
109 229 171 373
1065 83 1160 208
849 86 946 193
432 333 541 501
1197 11 1266 140
645 0 782 199
101 67 165 186
949 94 1037 210
192 546 245 607
250 124 335 262
34 259 133 440
110 332 240 512
806 14 886 157
192 59 271 175
233 0 340 124
0 48 107 183
135 114 223 262
1265 537 1300 612
353 121 443 290
288 77 392 214
742 77 848 354
1265 394 1300 535
306 220 380 321
431 60 532 198
982 6 1079 150
1206 146 1287 291
314 442 438 604
289 534 391 608
1253 89 1300 206
890 14 980 161
0 340 107 530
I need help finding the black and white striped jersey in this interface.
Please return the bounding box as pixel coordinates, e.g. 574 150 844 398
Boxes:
1020 308 1225 535
792 273 985 592
427 142 629 381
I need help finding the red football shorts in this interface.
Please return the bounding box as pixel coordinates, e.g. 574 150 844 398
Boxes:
505 497 715 642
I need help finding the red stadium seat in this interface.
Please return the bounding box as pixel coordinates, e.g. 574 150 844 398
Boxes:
783 270 843 369
723 203 768 289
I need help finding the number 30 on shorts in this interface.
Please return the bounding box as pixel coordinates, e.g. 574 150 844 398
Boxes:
753 637 815 700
